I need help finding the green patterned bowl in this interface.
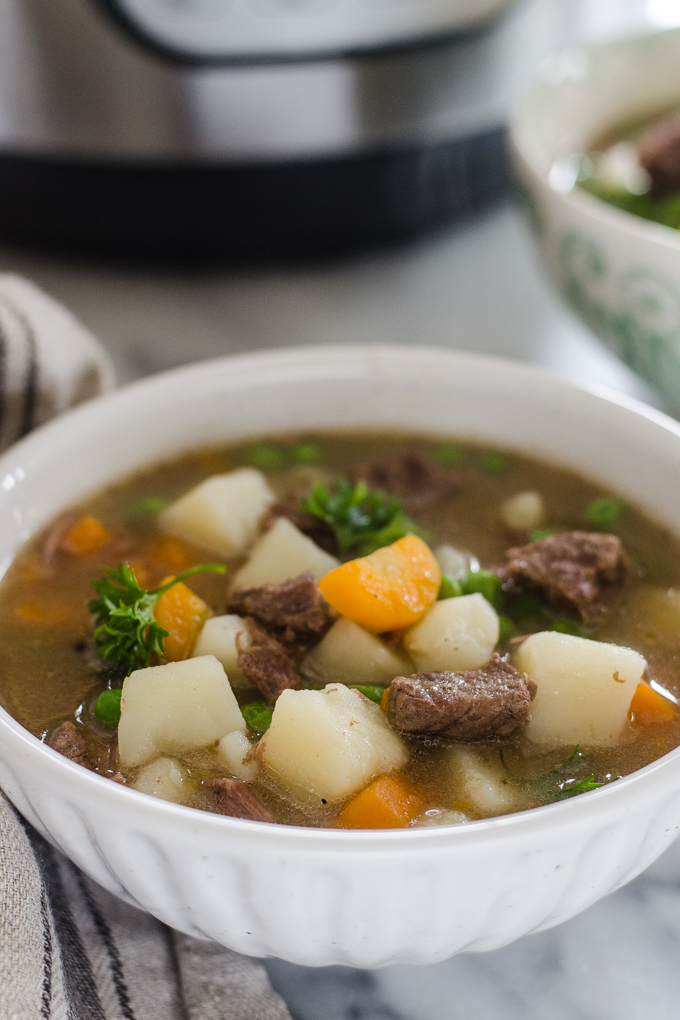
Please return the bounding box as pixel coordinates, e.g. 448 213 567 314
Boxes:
510 27 680 412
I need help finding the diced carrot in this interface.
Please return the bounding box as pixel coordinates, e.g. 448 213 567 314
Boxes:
335 772 429 829
318 535 441 633
380 687 390 713
629 682 677 725
148 537 190 573
61 516 111 556
15 601 69 625
153 574 209 661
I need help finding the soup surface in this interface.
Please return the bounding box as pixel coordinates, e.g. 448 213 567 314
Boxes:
1 432 679 829
574 106 680 230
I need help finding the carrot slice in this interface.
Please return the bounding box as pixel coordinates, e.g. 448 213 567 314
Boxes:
335 772 428 829
15 601 69 626
61 516 110 556
629 682 676 725
318 535 441 633
153 574 209 661
148 537 190 574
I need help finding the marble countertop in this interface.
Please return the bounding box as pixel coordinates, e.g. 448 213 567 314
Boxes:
2 3 680 1014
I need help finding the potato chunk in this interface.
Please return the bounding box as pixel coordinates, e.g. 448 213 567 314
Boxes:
119 655 245 768
132 757 190 804
217 730 259 782
258 683 407 804
404 593 499 672
434 544 471 580
160 468 274 558
192 614 252 686
301 618 409 687
231 517 338 591
446 746 525 817
514 631 646 747
500 490 545 530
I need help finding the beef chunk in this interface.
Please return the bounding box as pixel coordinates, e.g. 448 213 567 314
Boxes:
228 573 330 647
638 115 680 195
236 619 299 703
352 453 458 506
387 654 536 740
51 721 91 767
504 530 625 623
265 493 337 555
207 777 274 823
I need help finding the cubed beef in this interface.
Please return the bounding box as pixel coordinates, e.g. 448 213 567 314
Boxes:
51 720 91 767
228 573 330 647
236 619 300 703
638 115 680 195
351 453 459 506
504 530 625 623
207 777 274 823
264 493 337 555
386 654 536 740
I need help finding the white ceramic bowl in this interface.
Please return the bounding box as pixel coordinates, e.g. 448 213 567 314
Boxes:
3 345 680 967
510 28 680 414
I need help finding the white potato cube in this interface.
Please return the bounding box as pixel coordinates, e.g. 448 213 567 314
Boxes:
404 593 499 672
119 655 246 768
500 490 545 530
620 586 680 645
434 544 471 581
446 746 525 817
218 730 259 782
192 614 251 686
230 516 338 590
132 757 190 804
160 468 274 558
413 808 469 828
259 683 407 804
302 618 409 687
514 631 646 747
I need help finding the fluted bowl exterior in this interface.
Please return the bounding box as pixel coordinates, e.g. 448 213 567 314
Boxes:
1 345 680 966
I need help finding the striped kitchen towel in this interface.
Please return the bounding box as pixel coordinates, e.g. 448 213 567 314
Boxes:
0 274 114 451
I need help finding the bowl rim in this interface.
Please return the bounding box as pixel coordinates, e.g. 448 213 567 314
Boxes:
4 342 680 850
509 24 680 253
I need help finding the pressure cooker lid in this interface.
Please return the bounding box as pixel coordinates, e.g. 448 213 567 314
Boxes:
95 0 517 63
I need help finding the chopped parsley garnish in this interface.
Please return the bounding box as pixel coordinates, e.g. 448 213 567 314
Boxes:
347 685 384 704
529 528 559 543
586 497 622 528
301 479 421 558
291 441 323 464
501 745 603 804
242 700 274 733
244 443 285 471
478 452 509 474
130 496 168 519
88 562 225 676
433 444 464 467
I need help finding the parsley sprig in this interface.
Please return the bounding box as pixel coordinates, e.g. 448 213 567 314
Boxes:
301 479 421 558
500 745 603 804
88 562 225 675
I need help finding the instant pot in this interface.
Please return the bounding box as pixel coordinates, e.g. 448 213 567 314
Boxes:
0 0 545 261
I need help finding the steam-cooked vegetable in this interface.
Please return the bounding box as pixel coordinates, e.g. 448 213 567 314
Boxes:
501 490 545 530
132 757 191 803
319 535 440 633
514 631 646 746
218 730 259 782
258 683 407 804
94 688 122 726
160 468 274 557
118 655 245 768
335 772 428 829
62 516 111 556
88 562 225 675
301 478 420 558
192 614 251 684
447 746 527 816
153 575 210 661
404 592 499 672
230 517 338 591
302 617 409 687
629 683 677 725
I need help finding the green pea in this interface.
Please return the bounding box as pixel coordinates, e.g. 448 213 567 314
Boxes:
242 700 274 733
347 685 384 704
585 497 622 527
438 575 463 600
433 444 464 467
131 497 168 518
94 688 122 727
498 615 517 641
290 442 323 464
461 569 504 611
244 444 284 471
478 452 508 474
529 528 559 543
551 620 582 637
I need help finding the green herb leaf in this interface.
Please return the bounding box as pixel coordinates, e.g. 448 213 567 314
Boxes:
585 497 622 528
131 497 168 518
438 575 463 600
478 452 508 474
291 442 323 464
242 700 274 733
433 444 464 467
500 745 603 804
347 685 385 703
88 562 225 676
461 569 504 611
529 528 559 543
301 479 422 558
94 688 122 726
244 443 284 471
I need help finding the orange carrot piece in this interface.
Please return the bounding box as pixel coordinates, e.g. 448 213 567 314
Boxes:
629 682 676 725
153 574 209 661
15 601 69 625
148 537 190 574
61 516 111 556
380 687 390 713
335 772 428 829
318 535 441 633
